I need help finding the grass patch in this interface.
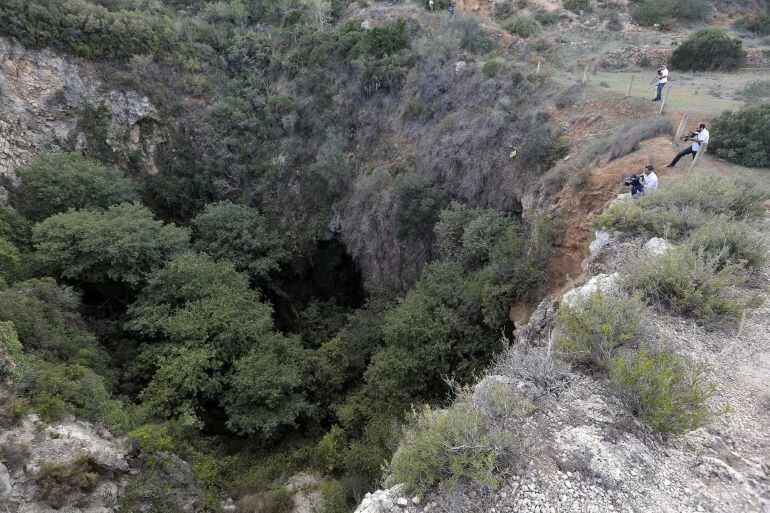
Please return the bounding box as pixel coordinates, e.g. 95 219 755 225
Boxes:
34 454 103 508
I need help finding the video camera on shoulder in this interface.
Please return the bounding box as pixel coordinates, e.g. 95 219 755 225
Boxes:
681 130 698 141
623 174 642 187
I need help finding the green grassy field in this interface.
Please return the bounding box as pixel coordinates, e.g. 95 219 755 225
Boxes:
582 70 759 116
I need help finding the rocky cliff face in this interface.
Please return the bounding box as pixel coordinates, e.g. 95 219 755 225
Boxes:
0 36 163 201
0 411 207 513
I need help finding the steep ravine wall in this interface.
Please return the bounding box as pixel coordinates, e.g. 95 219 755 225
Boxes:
0 36 163 201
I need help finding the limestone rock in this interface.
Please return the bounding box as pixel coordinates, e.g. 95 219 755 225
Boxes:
561 272 620 308
642 237 674 257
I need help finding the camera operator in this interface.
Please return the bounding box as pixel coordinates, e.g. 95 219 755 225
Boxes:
666 123 709 168
624 173 644 198
643 164 658 192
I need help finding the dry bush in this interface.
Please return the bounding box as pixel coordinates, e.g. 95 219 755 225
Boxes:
493 338 571 394
236 488 294 513
0 441 30 473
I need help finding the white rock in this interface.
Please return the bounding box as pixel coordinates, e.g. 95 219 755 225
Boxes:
642 237 674 257
397 497 408 507
561 273 621 308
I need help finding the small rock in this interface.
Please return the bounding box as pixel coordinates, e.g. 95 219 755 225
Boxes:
397 498 409 507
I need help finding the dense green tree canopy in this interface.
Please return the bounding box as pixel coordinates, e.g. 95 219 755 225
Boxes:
192 201 289 288
32 203 190 291
14 153 141 222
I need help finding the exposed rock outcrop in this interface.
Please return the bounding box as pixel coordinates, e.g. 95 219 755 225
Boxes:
0 36 164 191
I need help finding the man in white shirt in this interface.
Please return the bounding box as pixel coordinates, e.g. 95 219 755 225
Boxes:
667 123 709 168
642 164 658 192
652 65 668 102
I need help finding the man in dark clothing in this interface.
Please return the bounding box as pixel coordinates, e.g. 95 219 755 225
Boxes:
667 123 710 168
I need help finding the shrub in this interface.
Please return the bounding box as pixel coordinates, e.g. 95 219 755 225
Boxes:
236 488 294 513
482 58 505 77
556 290 647 370
632 0 710 27
624 246 747 329
534 10 560 26
32 203 190 293
35 454 102 508
0 441 30 472
606 11 623 31
128 424 175 454
493 341 571 394
192 201 289 289
0 321 23 383
734 12 770 36
554 83 582 109
14 152 140 222
670 29 745 72
738 80 770 102
0 237 22 283
609 349 719 434
709 103 770 168
562 0 591 13
504 16 537 38
685 217 767 269
390 400 516 495
592 173 769 239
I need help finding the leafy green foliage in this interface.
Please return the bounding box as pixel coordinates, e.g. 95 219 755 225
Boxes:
709 103 770 168
670 29 745 72
0 321 23 382
609 349 719 434
624 246 747 329
33 203 189 292
435 203 513 270
25 357 126 424
0 237 23 283
0 207 32 249
556 291 646 370
192 201 289 289
128 253 310 439
632 0 710 27
0 0 219 65
0 278 106 369
14 152 140 222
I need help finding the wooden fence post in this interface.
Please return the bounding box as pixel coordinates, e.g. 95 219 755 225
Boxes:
688 141 707 174
536 61 541 75
659 84 671 115
674 113 689 141
625 74 635 98
581 64 589 83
